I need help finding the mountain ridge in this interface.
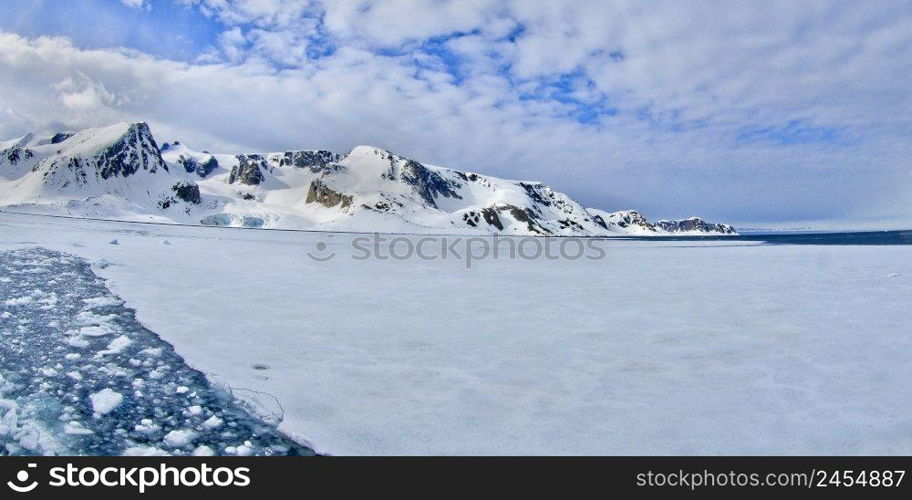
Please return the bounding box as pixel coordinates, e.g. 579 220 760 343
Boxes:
0 122 737 236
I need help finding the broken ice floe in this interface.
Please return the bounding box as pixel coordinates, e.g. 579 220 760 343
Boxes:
0 247 312 456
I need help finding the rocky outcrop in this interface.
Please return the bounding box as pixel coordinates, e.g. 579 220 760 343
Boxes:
50 132 73 145
306 178 352 209
654 218 737 234
94 123 167 180
11 123 174 195
462 204 551 234
400 159 462 208
463 207 504 230
1 134 35 169
172 181 201 204
501 204 549 234
178 154 219 178
159 181 201 209
3 145 32 166
599 210 657 233
277 150 339 172
228 154 266 185
520 182 552 208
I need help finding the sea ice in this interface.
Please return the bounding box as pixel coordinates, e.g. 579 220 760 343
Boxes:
162 429 198 449
90 389 123 415
0 246 311 456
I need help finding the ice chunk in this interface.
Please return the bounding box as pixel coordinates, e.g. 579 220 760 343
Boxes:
78 325 114 337
163 429 198 448
64 421 94 435
134 419 160 434
75 311 117 326
65 336 90 348
192 445 215 456
4 297 33 307
89 388 123 415
234 441 255 456
123 446 169 456
96 335 132 357
202 415 223 429
82 296 122 308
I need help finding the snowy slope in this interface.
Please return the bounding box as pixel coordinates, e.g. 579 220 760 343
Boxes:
1 123 737 235
586 208 659 235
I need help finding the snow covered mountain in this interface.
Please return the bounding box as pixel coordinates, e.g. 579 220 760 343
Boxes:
0 123 200 218
654 218 737 235
1 123 736 236
586 209 737 235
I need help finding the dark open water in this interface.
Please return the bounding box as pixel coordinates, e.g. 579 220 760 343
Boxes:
626 230 912 245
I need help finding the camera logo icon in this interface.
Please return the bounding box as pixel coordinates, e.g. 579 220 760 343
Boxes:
7 463 38 493
306 236 336 262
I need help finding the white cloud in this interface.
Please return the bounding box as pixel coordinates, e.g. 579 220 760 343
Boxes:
179 0 314 28
120 0 148 9
1 0 911 226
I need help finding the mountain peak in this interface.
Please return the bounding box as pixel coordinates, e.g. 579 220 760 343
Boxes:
0 121 201 215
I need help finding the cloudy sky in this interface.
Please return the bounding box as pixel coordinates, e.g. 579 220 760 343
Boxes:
1 0 910 227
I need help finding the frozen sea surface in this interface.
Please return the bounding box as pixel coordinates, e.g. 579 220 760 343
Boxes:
0 247 312 456
1 211 911 455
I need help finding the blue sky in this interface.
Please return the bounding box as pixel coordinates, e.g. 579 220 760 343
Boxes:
0 0 222 60
1 0 910 227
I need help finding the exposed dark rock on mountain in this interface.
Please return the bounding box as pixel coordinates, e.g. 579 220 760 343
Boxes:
463 207 505 230
609 210 656 232
0 123 200 213
362 198 404 213
591 214 609 230
172 181 201 204
178 154 219 178
306 178 353 209
96 123 166 180
4 145 31 165
520 182 552 207
50 132 74 144
400 159 462 208
481 207 503 230
497 204 548 234
277 150 339 172
158 181 202 209
228 154 267 185
654 218 737 234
